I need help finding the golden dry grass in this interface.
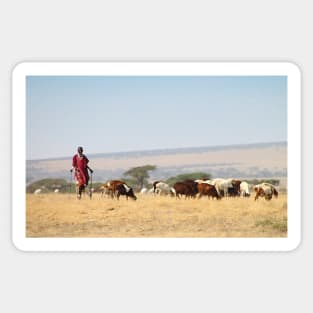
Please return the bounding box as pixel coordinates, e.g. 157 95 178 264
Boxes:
26 193 287 238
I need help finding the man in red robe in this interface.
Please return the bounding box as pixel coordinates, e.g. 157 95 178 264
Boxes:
71 147 93 198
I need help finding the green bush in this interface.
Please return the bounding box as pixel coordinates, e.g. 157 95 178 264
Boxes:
27 178 75 193
246 179 280 186
166 172 212 186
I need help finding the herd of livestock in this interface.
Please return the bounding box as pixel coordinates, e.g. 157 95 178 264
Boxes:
98 178 279 201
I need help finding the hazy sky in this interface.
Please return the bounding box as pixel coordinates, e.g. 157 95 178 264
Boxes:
26 76 287 160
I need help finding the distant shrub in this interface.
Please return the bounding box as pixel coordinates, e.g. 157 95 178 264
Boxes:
246 179 280 186
166 172 212 186
27 178 74 193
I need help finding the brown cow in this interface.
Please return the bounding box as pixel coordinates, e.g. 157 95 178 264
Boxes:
106 180 125 198
197 183 221 200
183 180 198 197
173 181 196 199
106 180 137 200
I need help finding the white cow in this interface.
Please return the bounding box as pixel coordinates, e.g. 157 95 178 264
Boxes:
211 178 234 198
170 187 176 196
254 183 278 201
195 179 215 185
240 181 250 197
140 187 148 194
34 188 42 195
153 181 175 196
148 187 155 194
54 189 60 193
139 187 156 195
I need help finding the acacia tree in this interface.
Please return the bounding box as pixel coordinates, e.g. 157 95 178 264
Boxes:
123 165 156 190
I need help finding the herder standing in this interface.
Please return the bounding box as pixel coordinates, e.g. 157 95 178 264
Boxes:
71 146 93 199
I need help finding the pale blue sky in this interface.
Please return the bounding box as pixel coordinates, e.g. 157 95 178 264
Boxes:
26 76 287 160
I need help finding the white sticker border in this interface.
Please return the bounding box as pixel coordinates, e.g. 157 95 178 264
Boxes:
12 62 301 251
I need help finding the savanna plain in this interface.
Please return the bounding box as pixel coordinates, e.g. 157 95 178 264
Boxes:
26 193 287 237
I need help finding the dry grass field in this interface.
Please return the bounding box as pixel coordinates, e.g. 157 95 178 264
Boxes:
26 192 287 238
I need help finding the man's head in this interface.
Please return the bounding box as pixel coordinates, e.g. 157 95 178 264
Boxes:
77 146 83 154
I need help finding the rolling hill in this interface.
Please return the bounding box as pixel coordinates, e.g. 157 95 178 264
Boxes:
26 141 287 185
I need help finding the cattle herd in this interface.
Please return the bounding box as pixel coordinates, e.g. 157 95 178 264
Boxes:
97 178 279 201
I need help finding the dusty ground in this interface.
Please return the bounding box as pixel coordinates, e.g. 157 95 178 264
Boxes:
26 193 287 238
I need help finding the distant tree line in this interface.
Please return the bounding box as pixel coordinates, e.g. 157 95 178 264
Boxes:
26 165 280 193
26 178 104 194
26 178 71 193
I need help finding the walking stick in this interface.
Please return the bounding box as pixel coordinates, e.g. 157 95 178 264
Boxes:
89 171 93 199
70 169 77 197
69 169 73 195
